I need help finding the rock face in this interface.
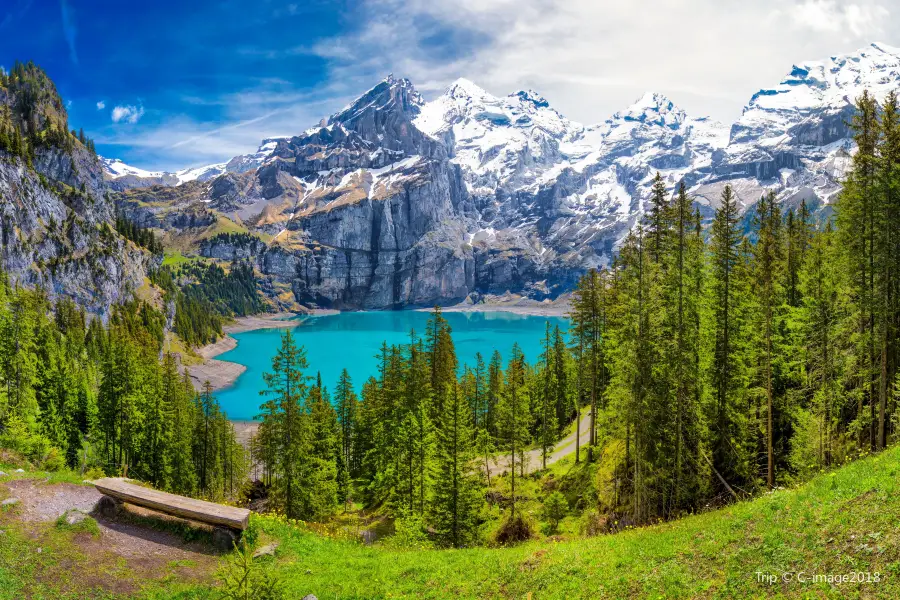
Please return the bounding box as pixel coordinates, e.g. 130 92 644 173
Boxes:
111 43 900 309
1 64 150 315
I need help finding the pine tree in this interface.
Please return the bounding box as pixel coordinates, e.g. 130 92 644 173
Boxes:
473 353 487 433
708 184 749 492
306 377 339 516
334 368 358 476
838 90 880 450
751 191 784 488
495 344 530 517
800 222 845 468
537 322 558 469
487 350 503 439
569 269 606 461
430 382 483 547
260 330 311 519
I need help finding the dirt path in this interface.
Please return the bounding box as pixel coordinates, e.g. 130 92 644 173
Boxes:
1 477 220 594
488 410 592 475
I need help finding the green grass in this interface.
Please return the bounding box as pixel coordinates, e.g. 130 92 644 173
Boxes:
3 447 900 598
237 448 900 598
161 250 199 267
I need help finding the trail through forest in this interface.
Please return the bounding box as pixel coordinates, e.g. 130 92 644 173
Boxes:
488 410 592 475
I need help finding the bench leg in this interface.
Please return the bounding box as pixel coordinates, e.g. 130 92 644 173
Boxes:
212 527 239 551
98 495 122 519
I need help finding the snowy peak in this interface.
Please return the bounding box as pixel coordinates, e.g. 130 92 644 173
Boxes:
446 77 494 102
611 92 687 129
329 73 424 128
415 77 576 139
511 89 550 108
745 42 900 116
101 157 163 179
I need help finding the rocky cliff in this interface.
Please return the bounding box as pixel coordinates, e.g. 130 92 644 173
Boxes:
0 62 150 315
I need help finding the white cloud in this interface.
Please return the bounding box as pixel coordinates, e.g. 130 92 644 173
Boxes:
95 88 339 171
111 104 144 124
96 100 105 110
107 0 899 171
785 1 889 36
302 0 898 126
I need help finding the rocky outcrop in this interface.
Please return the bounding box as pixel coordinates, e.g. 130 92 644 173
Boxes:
0 153 148 315
1 63 151 316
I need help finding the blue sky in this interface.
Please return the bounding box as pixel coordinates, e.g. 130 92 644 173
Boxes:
0 0 382 169
1 0 895 171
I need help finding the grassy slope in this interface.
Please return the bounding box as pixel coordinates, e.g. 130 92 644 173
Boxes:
2 445 900 599
239 446 900 599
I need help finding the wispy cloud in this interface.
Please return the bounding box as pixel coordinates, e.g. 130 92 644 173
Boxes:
300 0 898 126
782 1 889 36
96 101 105 110
59 0 77 64
0 0 33 30
96 91 341 171
111 104 144 124
99 0 900 171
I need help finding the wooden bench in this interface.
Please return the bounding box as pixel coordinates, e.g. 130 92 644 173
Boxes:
93 477 250 549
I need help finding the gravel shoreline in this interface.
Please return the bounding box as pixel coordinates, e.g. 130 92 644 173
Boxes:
186 313 312 392
429 294 572 317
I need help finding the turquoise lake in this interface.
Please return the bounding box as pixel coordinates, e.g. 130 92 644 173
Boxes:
215 311 568 420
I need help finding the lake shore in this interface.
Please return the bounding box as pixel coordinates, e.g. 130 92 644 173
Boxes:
431 293 572 317
187 312 315 391
188 301 570 393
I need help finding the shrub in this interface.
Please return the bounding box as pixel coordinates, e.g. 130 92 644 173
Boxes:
494 512 533 544
541 491 568 534
0 414 53 466
84 467 105 480
218 538 284 600
385 514 432 550
41 446 66 472
579 509 609 537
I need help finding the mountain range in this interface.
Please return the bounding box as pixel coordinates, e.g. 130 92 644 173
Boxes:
10 42 900 312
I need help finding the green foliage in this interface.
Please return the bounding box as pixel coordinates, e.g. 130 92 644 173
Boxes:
256 331 337 521
541 490 568 533
430 382 483 547
0 60 97 161
151 261 265 347
115 211 163 254
217 538 284 600
0 269 246 503
385 513 433 550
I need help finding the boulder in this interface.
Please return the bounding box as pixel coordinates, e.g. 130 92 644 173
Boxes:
252 542 279 558
63 510 89 525
1 498 20 507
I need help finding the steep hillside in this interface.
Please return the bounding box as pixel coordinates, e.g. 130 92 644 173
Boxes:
0 62 150 315
2 438 899 598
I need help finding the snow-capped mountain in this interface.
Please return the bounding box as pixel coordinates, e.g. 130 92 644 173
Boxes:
412 79 729 266
113 43 900 308
414 78 583 193
101 137 287 189
694 42 900 211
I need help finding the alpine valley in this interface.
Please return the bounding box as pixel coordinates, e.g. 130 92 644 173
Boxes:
5 42 900 313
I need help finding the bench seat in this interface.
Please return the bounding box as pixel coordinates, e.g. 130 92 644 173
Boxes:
93 477 250 531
